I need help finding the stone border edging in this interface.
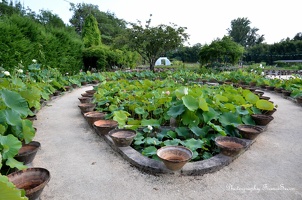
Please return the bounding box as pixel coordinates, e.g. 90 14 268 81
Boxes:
91 126 254 176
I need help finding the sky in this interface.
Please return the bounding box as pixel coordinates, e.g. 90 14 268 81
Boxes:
21 0 302 46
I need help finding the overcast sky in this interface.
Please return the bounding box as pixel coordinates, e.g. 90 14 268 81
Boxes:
22 0 302 46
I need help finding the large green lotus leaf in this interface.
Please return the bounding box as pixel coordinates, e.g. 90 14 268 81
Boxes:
0 109 22 126
234 94 246 104
190 126 211 138
245 92 259 104
0 134 22 159
236 106 249 115
11 77 26 88
242 115 256 125
109 104 118 112
135 107 145 115
153 108 163 115
183 138 204 151
167 104 185 118
163 139 182 146
175 127 191 139
256 100 274 110
207 121 227 136
182 95 199 111
175 86 188 99
141 119 160 127
167 130 177 139
215 94 228 102
219 112 242 127
22 119 35 144
0 181 28 200
127 119 141 125
144 137 161 146
224 103 236 112
6 157 27 170
202 107 220 123
182 110 199 126
142 146 157 157
0 89 32 117
198 97 209 111
19 86 41 109
0 124 7 134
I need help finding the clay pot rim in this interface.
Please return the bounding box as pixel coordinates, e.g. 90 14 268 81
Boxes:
157 146 193 163
84 111 106 118
16 141 41 156
78 103 96 107
215 136 247 150
108 129 137 139
7 167 50 195
251 114 274 120
93 120 118 127
237 124 264 134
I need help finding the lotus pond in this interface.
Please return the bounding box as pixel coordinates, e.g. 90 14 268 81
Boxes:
93 78 275 161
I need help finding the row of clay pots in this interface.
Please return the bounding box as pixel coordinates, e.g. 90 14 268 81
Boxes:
77 92 195 171
214 91 276 157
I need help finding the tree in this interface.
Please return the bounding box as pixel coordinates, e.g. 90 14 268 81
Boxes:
82 13 101 48
199 36 245 66
37 10 65 28
69 3 126 45
167 43 202 63
293 32 302 41
227 17 264 47
126 16 189 71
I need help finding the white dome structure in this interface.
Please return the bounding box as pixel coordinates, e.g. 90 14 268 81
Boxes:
155 57 171 66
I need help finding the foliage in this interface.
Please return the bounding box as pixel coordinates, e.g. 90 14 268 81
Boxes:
0 174 28 200
227 17 265 47
0 13 83 73
125 16 189 71
69 2 127 45
199 36 245 67
82 14 102 48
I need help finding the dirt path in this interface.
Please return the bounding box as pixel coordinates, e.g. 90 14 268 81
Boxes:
33 86 302 200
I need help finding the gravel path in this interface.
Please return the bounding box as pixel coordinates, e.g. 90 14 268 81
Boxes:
33 86 302 200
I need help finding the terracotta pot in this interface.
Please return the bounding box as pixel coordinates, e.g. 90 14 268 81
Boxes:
296 96 302 104
78 103 96 114
108 129 136 147
78 97 92 103
93 120 118 135
81 81 87 86
274 87 283 93
157 146 193 171
281 90 291 96
71 84 78 89
85 90 97 95
84 111 106 127
64 86 71 91
259 96 270 100
15 141 41 165
262 108 277 116
215 136 247 157
237 125 264 140
53 90 61 96
253 91 264 96
8 167 50 200
265 86 275 91
251 114 274 126
81 93 94 97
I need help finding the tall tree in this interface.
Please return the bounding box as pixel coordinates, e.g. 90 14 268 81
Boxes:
199 36 244 66
227 17 264 47
82 13 101 48
126 16 189 71
69 3 126 45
